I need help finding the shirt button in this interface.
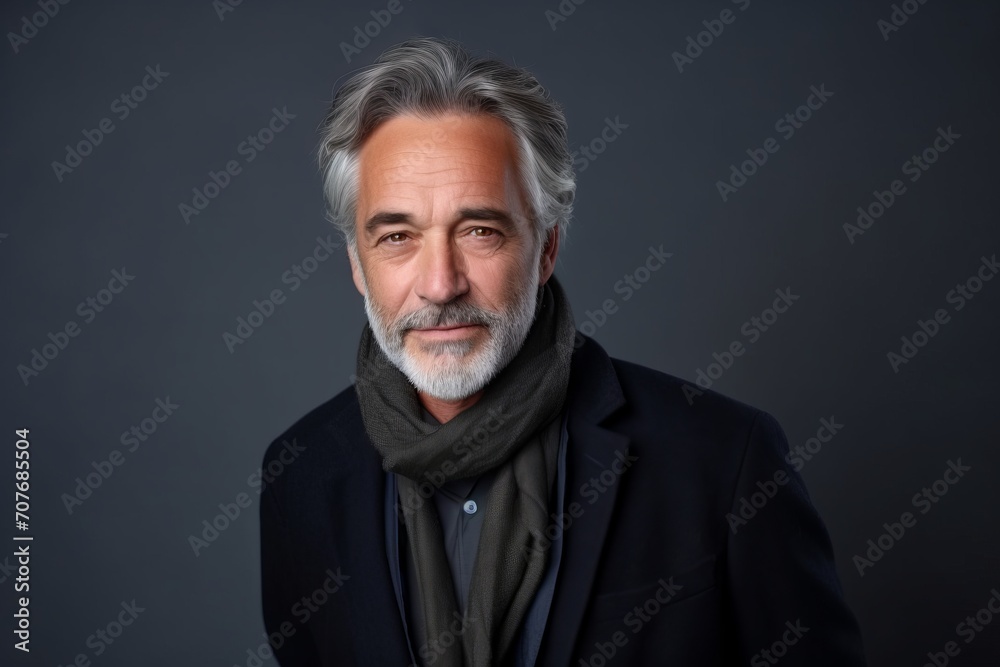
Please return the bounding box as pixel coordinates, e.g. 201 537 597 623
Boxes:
463 500 478 515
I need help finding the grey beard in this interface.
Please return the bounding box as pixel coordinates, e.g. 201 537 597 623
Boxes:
359 262 541 401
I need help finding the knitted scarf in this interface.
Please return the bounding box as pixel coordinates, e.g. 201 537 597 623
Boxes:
355 274 576 666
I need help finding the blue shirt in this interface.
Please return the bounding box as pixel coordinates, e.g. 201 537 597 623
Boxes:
384 409 569 666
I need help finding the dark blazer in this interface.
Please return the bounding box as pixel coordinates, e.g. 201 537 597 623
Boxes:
259 333 867 666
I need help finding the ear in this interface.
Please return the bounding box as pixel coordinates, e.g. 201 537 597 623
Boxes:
538 225 560 285
348 244 366 296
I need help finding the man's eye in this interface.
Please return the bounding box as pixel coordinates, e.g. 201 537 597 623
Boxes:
383 232 407 244
471 227 496 237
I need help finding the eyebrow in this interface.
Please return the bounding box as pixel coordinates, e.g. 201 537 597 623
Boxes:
363 207 518 236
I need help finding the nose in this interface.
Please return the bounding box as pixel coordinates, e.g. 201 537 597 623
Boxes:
413 232 469 306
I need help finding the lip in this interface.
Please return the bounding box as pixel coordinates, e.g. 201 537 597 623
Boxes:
410 323 481 338
415 324 477 331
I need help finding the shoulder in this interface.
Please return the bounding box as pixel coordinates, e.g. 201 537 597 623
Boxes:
566 334 785 496
261 384 364 472
590 350 792 530
596 351 791 507
607 354 767 444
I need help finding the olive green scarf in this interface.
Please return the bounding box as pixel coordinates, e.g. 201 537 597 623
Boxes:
355 274 576 666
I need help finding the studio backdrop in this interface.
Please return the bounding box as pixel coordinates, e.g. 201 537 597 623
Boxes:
1 0 998 665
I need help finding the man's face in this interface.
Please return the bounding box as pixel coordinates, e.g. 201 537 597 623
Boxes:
350 112 557 401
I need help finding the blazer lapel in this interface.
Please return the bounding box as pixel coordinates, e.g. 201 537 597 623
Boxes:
537 334 631 667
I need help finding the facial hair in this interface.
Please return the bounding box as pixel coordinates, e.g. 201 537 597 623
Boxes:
357 253 541 401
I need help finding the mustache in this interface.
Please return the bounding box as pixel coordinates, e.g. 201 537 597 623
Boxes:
396 299 500 332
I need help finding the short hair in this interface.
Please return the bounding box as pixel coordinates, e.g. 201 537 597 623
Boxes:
316 36 575 258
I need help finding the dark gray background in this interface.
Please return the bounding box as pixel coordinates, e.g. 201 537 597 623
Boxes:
2 0 998 665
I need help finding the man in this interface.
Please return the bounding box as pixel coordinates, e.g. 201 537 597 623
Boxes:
259 36 867 666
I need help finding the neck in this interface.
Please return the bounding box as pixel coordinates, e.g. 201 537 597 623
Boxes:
418 389 485 424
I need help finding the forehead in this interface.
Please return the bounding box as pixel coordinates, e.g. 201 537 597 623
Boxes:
356 113 522 198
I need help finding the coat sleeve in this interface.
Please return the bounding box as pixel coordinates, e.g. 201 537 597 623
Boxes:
725 410 867 666
260 472 324 665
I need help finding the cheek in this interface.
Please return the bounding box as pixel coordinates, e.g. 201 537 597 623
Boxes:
468 263 531 311
468 261 509 291
367 270 415 317
487 248 535 285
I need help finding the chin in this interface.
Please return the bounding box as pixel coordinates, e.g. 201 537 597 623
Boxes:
402 347 500 401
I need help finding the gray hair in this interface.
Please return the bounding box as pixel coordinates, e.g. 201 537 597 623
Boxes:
316 36 575 259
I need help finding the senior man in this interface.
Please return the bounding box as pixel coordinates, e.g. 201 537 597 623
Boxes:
259 36 867 667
